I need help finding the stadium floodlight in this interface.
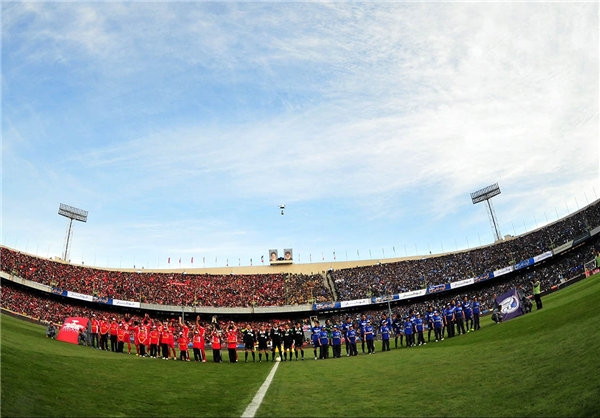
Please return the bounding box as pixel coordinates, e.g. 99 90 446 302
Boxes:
58 203 88 262
470 183 502 242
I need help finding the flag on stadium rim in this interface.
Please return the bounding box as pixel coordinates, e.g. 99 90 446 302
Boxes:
261 255 264 264
191 257 194 264
495 288 523 321
168 257 170 264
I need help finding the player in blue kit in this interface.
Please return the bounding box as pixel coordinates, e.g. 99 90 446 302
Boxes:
409 310 418 347
403 317 414 348
358 314 368 354
425 306 435 343
346 324 358 356
432 310 443 342
341 316 353 356
472 297 481 331
443 303 455 338
380 313 392 330
331 325 342 358
415 313 426 346
380 322 391 352
311 320 321 360
463 296 474 332
319 326 330 359
364 320 375 354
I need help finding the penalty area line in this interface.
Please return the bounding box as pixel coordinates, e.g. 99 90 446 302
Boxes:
241 361 280 418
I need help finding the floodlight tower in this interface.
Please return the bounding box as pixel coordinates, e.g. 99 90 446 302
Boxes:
58 203 88 261
470 183 502 242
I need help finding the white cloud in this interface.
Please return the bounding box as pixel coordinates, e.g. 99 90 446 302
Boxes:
3 1 598 266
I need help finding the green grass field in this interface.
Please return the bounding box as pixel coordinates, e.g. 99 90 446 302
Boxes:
2 276 600 417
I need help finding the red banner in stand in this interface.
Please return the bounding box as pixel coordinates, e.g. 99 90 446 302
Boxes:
57 317 89 345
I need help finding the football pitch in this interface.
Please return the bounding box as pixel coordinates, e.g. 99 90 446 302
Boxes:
2 276 600 417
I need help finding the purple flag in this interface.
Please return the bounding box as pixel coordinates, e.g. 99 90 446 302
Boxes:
495 288 523 321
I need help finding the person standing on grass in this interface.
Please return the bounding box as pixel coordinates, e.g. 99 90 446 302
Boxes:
392 313 404 348
358 314 368 354
123 318 133 354
192 330 203 362
293 321 305 360
270 323 283 362
168 321 177 360
331 325 342 358
404 316 414 348
472 297 481 331
226 323 238 363
211 329 222 363
433 310 444 342
109 317 119 352
455 301 466 336
132 321 141 356
341 316 353 356
414 313 425 346
90 314 99 349
243 323 257 363
99 317 109 350
364 320 375 354
283 323 294 361
311 320 321 360
178 331 189 361
160 324 171 359
149 325 159 358
425 307 435 343
444 304 455 339
138 324 148 357
347 324 358 356
319 325 329 359
117 323 125 353
463 297 474 332
196 319 207 362
257 324 269 362
531 279 543 310
380 322 391 352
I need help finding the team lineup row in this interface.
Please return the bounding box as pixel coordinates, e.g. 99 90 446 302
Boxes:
72 296 484 363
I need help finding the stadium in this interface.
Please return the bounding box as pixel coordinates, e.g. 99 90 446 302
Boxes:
3 2 599 417
2 198 600 416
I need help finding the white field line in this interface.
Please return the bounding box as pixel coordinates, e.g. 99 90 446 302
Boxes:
241 362 280 418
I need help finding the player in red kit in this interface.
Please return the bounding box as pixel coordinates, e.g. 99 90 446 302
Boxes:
195 316 207 362
117 323 125 353
99 318 109 351
211 329 222 363
149 326 159 358
192 330 203 362
226 322 238 363
168 321 177 360
137 324 148 357
90 314 99 349
109 318 119 352
160 325 171 360
178 332 190 361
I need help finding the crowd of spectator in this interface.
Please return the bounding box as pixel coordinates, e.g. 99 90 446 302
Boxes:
2 234 597 337
0 249 332 307
1 200 598 308
327 237 598 328
333 200 599 300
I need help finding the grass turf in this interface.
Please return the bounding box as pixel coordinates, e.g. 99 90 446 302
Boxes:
2 275 600 417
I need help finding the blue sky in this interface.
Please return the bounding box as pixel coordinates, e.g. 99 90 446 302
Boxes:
2 1 598 269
